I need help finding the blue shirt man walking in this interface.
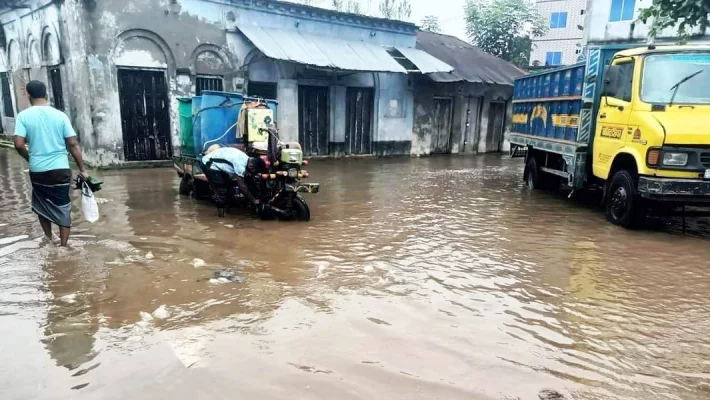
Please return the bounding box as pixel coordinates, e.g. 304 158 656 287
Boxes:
13 80 88 247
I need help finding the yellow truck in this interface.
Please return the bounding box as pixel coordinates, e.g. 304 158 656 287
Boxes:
510 44 710 228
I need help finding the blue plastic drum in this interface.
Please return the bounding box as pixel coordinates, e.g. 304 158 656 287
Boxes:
199 91 244 152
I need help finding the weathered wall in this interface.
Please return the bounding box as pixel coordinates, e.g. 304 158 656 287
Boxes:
0 0 64 133
75 0 417 164
0 0 440 164
76 0 234 165
412 79 513 156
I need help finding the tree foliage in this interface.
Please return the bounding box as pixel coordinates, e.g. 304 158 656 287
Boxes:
378 0 412 20
638 0 710 39
420 15 441 33
465 0 546 66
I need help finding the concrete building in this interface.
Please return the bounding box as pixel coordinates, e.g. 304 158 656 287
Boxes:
413 32 523 155
583 0 710 44
530 0 586 67
0 0 521 167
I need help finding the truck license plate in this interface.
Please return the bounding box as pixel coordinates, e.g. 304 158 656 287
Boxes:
705 169 710 180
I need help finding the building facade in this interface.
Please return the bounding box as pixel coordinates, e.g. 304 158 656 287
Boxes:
413 32 523 155
530 0 586 67
583 0 710 44
0 0 519 167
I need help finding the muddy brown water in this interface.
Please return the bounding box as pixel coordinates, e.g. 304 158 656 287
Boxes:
1 149 710 400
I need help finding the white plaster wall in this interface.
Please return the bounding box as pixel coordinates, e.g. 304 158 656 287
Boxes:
536 0 587 40
530 38 583 66
277 79 299 143
531 0 585 66
375 73 413 142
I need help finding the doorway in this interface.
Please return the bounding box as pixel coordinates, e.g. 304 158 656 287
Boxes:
117 69 172 161
345 87 374 155
487 101 506 152
47 66 64 111
298 85 329 156
432 98 453 154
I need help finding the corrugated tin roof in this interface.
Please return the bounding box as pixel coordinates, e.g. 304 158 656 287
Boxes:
238 25 407 73
395 46 453 74
415 31 525 86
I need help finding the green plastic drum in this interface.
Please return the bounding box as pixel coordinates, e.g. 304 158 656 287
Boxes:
178 97 195 157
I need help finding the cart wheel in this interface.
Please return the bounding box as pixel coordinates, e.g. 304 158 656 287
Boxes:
179 176 192 196
291 195 311 221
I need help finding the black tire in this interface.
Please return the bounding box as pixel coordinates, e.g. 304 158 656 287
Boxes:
179 176 192 196
605 170 644 228
526 156 541 189
292 196 311 221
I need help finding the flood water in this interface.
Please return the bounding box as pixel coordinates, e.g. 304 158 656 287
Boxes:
1 148 710 400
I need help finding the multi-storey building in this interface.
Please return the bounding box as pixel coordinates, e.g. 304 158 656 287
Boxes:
530 0 586 67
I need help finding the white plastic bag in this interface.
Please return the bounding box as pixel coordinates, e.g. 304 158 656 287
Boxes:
81 182 100 223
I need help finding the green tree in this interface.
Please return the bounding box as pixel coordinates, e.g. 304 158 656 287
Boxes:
510 35 533 67
420 15 441 33
638 0 710 40
379 0 412 20
465 0 547 66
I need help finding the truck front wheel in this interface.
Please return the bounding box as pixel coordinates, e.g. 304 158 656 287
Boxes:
605 170 643 228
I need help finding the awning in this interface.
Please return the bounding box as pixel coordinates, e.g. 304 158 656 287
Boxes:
395 46 453 74
237 25 452 74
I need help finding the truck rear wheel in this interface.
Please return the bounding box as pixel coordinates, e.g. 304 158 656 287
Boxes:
526 157 541 189
526 156 557 190
605 170 644 228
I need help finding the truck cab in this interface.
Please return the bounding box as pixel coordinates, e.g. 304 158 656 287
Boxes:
597 46 710 226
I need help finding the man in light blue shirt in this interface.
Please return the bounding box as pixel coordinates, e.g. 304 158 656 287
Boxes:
202 144 262 207
13 80 88 247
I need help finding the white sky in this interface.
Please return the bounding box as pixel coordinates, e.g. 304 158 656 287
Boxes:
312 0 470 41
407 0 469 41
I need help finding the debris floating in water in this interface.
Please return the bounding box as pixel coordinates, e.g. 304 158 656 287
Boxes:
192 258 206 268
145 252 154 260
59 293 77 304
152 305 170 319
212 269 243 283
139 311 154 322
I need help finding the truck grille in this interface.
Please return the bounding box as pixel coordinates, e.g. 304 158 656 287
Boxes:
701 153 710 168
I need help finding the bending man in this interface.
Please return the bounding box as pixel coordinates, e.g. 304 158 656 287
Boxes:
202 144 262 207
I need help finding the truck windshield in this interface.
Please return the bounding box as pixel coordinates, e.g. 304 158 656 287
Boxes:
642 53 710 105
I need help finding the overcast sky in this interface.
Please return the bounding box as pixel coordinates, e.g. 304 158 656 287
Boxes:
407 0 469 41
312 0 470 41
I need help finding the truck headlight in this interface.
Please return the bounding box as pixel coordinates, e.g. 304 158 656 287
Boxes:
287 168 299 178
662 152 688 166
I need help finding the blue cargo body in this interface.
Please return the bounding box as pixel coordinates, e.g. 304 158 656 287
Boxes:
512 63 585 144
